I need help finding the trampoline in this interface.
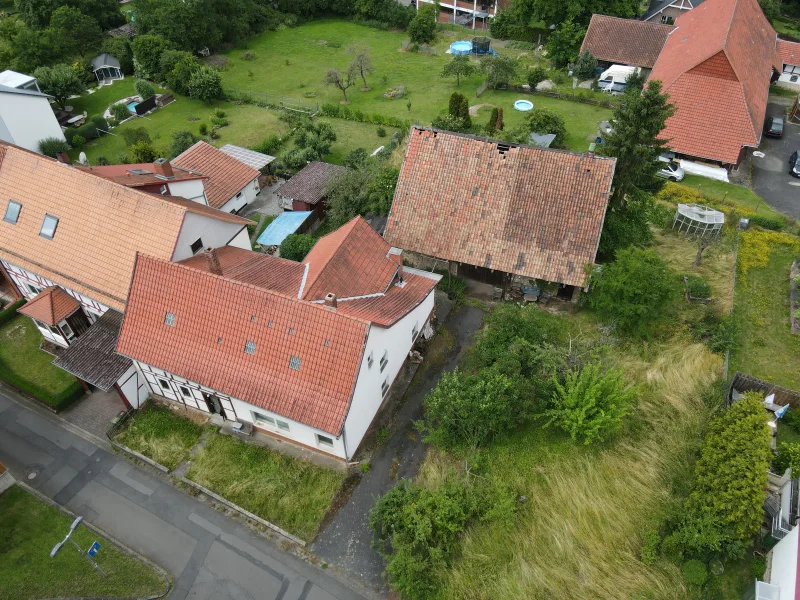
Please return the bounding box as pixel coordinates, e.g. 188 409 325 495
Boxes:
514 99 534 112
450 41 472 56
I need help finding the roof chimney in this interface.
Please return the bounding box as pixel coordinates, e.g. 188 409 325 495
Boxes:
154 157 174 179
55 152 71 165
204 246 223 276
324 293 337 309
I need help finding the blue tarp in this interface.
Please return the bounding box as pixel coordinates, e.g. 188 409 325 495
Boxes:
257 211 312 246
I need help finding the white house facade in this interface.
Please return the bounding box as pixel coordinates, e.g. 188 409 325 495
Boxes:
0 85 65 154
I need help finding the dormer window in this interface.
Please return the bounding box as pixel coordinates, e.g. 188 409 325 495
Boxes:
164 312 176 326
3 200 21 224
39 214 59 239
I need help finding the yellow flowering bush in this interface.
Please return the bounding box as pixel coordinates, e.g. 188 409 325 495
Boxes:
738 229 800 277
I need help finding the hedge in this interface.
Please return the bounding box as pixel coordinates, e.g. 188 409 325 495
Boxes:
747 214 787 231
319 103 411 129
0 366 83 412
0 298 26 327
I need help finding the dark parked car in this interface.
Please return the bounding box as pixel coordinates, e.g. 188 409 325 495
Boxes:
765 116 784 138
789 151 800 177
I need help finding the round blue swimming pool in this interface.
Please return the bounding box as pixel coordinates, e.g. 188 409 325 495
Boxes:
513 99 534 112
450 41 472 56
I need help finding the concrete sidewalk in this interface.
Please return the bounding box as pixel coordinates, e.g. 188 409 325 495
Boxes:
0 386 373 600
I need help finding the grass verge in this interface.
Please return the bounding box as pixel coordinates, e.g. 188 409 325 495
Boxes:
0 486 165 600
185 433 345 540
115 401 204 470
679 175 786 221
0 315 82 410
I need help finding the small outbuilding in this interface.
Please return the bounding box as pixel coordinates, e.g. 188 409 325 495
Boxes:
277 161 348 220
91 53 124 83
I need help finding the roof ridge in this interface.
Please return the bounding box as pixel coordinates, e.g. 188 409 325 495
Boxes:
144 253 373 327
301 216 363 292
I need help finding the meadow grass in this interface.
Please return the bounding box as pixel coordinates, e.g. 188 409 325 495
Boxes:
679 175 786 221
115 401 204 470
186 434 345 540
0 486 165 600
418 322 723 599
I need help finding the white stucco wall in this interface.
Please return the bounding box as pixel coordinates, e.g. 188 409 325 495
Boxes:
777 73 800 92
117 364 148 409
218 178 259 214
342 273 439 459
228 227 251 251
171 212 248 261
167 179 208 205
0 92 65 154
767 525 798 594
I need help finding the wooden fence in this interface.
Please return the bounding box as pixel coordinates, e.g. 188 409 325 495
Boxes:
727 372 800 408
225 88 319 115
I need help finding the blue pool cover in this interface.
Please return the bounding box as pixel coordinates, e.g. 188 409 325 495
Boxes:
126 101 139 112
257 211 312 246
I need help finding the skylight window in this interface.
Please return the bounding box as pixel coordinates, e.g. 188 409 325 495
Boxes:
164 312 176 326
39 214 59 239
244 340 256 355
289 356 301 371
3 200 21 224
288 327 294 335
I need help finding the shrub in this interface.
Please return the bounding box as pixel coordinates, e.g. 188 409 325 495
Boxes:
377 126 387 138
544 363 636 445
408 5 437 45
344 148 369 169
685 275 711 299
38 137 70 158
486 107 499 133
252 135 284 155
213 109 226 118
750 556 767 580
241 50 257 61
748 214 786 231
0 299 26 327
640 528 660 566
70 134 86 150
97 156 110 166
122 127 152 147
169 130 198 158
279 234 316 261
134 79 155 101
199 123 208 136
589 247 680 337
111 102 131 122
681 559 707 586
774 442 800 475
527 66 547 89
421 368 530 449
574 49 598 80
130 140 157 163
210 116 229 128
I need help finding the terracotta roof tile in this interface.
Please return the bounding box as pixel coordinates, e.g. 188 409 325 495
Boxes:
334 270 439 326
301 217 399 300
648 0 779 164
117 255 370 435
777 39 800 66
383 128 615 288
0 144 199 311
76 162 207 187
580 15 674 68
172 141 260 209
159 195 250 225
17 285 80 326
278 161 348 206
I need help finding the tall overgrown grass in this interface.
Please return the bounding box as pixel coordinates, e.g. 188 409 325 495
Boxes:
419 341 722 600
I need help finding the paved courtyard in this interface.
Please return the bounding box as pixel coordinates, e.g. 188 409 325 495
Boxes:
752 100 800 220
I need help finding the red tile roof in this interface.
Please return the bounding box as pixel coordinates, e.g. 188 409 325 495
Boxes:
17 286 81 326
179 246 306 296
76 162 206 187
117 254 370 435
778 39 800 66
172 141 260 209
0 143 237 312
383 128 615 288
158 195 250 225
648 0 780 164
301 217 399 300
580 15 674 69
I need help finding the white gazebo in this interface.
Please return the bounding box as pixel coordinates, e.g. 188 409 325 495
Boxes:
91 54 124 83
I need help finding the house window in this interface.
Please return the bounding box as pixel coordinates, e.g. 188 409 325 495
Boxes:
316 434 334 449
412 321 419 341
33 319 47 330
244 340 256 355
367 351 374 368
3 200 21 224
276 420 290 432
288 327 294 335
289 356 301 371
47 324 60 336
61 321 75 340
164 312 176 326
190 238 203 255
380 350 388 372
158 378 171 391
235 191 242 199
160 185 168 195
252 411 276 427
381 379 390 397
217 337 223 344
179 385 192 399
39 214 59 239
26 284 40 295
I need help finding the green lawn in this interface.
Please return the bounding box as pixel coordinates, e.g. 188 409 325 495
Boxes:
115 401 204 470
680 175 787 220
186 433 345 540
730 241 800 390
0 316 81 409
0 486 165 600
217 20 611 152
69 78 146 118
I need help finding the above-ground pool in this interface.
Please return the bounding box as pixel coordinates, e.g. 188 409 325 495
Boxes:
514 99 534 112
126 100 139 113
450 41 472 56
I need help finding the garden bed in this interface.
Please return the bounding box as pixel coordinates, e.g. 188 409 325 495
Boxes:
113 401 205 471
185 433 345 540
0 315 82 411
0 486 166 600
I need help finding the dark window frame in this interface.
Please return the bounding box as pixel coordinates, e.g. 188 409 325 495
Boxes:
190 238 204 255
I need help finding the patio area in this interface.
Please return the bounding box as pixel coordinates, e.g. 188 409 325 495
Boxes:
60 388 127 442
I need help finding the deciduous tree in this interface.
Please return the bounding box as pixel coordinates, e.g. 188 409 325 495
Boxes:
441 55 477 87
480 54 517 89
279 234 317 261
48 6 102 58
408 4 437 44
348 46 373 90
187 66 223 104
33 63 85 109
325 65 357 104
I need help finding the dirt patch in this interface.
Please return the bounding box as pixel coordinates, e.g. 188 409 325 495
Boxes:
469 103 498 117
1 322 26 341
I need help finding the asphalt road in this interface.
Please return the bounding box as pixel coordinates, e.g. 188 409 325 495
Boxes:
752 102 800 219
0 385 371 600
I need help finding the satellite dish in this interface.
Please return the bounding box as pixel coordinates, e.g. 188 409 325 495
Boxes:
79 152 88 166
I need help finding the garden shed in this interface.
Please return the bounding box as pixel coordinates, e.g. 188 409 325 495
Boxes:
90 54 124 83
